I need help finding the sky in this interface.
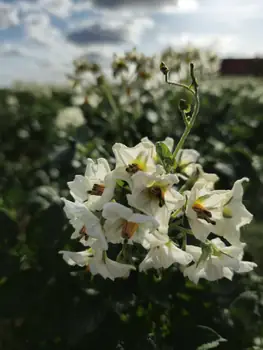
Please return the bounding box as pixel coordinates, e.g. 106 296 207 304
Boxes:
0 0 263 86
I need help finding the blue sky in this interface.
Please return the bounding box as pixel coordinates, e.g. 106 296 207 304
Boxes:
0 0 263 85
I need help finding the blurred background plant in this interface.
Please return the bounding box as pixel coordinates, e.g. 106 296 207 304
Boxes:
1 46 263 350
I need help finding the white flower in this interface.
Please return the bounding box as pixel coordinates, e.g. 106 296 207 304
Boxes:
102 202 159 246
211 178 253 245
112 139 156 182
62 198 108 250
176 149 200 177
183 238 257 284
195 165 219 190
139 231 193 271
67 158 115 211
56 106 85 129
185 180 229 242
60 249 92 266
60 246 136 281
127 171 184 233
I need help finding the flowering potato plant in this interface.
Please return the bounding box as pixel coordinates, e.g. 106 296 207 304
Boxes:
60 62 257 284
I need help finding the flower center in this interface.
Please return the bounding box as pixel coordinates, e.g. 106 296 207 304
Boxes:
148 186 165 207
192 202 216 225
126 163 141 174
79 225 89 241
88 183 105 196
126 152 149 174
121 221 139 239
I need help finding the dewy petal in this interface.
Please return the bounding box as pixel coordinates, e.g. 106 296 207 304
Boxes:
196 165 219 190
62 198 86 220
96 158 111 178
163 137 174 152
143 230 169 248
59 250 92 266
183 264 204 284
102 202 133 222
188 217 211 242
67 175 89 202
164 187 185 211
155 207 171 234
104 218 124 244
106 257 136 279
185 245 202 262
237 261 257 273
168 242 193 266
177 149 200 165
205 260 225 281
232 177 249 201
84 158 97 178
89 259 114 280
128 213 159 227
223 267 234 281
84 158 111 180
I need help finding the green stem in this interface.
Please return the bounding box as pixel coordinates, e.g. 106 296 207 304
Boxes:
170 223 193 236
101 83 119 118
164 70 200 160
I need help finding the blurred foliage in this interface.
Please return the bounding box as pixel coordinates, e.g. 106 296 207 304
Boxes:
0 47 263 349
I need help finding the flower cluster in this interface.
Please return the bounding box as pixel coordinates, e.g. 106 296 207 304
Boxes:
60 137 257 283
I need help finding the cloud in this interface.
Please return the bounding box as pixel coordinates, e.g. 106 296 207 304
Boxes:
67 16 154 46
79 0 178 10
156 32 239 56
67 23 127 45
161 0 198 14
0 2 19 29
17 0 73 18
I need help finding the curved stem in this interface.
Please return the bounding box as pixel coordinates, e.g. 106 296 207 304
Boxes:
164 69 200 161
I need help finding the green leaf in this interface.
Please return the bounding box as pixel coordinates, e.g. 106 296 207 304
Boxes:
197 339 226 350
179 99 191 113
156 142 175 172
196 326 227 350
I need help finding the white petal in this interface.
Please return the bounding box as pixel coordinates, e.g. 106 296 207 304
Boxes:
185 245 202 262
89 259 114 280
164 188 185 211
237 261 257 273
67 175 89 202
188 218 211 242
232 177 249 200
169 243 193 265
106 258 136 279
163 137 174 151
183 264 204 284
62 198 86 220
205 259 224 281
59 250 92 266
85 159 97 178
129 213 159 227
102 202 133 222
96 158 111 178
223 267 234 280
177 149 200 165
104 218 123 244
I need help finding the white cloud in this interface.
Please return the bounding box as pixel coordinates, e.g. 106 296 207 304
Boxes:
0 2 20 29
161 0 199 14
156 32 239 56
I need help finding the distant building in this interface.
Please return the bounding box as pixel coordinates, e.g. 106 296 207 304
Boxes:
220 58 263 76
